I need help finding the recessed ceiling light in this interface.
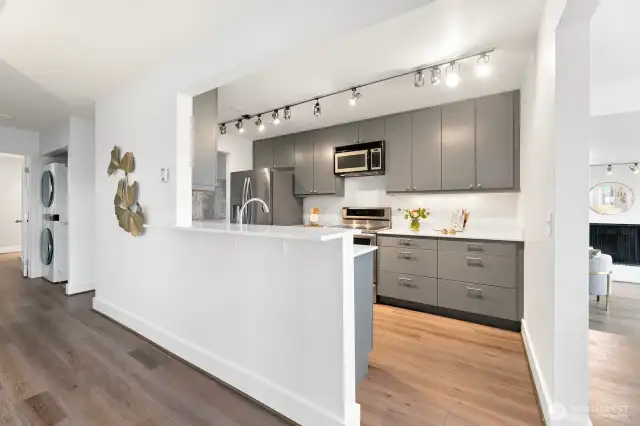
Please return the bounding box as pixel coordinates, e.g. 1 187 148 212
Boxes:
0 113 15 120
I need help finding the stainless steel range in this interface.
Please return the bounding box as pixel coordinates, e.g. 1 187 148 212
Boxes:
338 207 392 302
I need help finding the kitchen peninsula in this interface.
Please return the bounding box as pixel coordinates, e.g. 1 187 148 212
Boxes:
93 222 372 426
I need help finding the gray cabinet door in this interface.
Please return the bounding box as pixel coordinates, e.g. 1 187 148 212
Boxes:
385 113 412 192
293 132 314 195
476 92 514 190
313 128 338 194
273 135 295 168
333 122 359 146
442 100 475 190
411 107 442 191
253 138 274 169
358 117 386 143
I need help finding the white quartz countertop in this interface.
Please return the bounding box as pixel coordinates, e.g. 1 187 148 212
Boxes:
378 226 524 242
353 245 378 257
144 222 360 241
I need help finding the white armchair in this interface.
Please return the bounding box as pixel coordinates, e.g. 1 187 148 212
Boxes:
589 254 613 310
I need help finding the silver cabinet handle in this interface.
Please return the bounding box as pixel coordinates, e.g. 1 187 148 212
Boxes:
466 257 483 266
406 187 410 191
399 251 412 259
477 183 482 189
413 186 417 190
398 277 415 287
467 287 483 298
469 184 474 189
467 243 484 252
15 220 22 224
398 239 412 246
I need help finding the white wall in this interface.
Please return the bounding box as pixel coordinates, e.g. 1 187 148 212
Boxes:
67 116 95 295
217 134 253 220
589 164 640 224
94 1 430 424
305 175 520 229
0 155 23 253
0 125 39 156
519 1 594 425
591 74 640 116
40 119 70 155
589 111 640 165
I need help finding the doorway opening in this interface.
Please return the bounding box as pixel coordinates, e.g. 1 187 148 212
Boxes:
0 153 26 275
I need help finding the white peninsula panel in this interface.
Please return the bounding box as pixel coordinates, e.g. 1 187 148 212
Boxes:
93 227 359 426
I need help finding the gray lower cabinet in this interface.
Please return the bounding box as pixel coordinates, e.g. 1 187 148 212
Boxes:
358 117 386 143
476 92 516 190
412 107 442 191
385 113 412 192
378 271 437 305
293 132 315 195
377 235 522 327
273 135 295 168
437 279 518 321
253 139 274 169
442 100 475 190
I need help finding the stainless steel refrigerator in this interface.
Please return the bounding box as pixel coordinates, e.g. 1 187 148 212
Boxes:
230 168 303 225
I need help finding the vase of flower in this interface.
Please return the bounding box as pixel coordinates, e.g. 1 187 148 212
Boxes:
402 207 430 232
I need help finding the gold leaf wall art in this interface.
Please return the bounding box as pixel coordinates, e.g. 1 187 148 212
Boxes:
107 146 145 237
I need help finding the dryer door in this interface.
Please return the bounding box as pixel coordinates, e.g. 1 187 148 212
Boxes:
41 170 54 208
41 228 54 266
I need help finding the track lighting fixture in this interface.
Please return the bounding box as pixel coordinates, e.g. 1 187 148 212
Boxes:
630 163 640 175
446 62 461 87
606 165 613 176
272 110 280 125
414 70 425 87
284 106 292 120
476 53 491 77
255 115 265 132
219 124 227 135
313 100 322 117
235 119 244 133
350 88 361 106
430 67 441 86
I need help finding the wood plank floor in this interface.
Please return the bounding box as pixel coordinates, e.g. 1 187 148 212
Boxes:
0 253 543 425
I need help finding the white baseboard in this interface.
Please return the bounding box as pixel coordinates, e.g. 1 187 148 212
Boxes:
0 246 20 254
93 297 358 426
66 280 95 295
522 319 552 425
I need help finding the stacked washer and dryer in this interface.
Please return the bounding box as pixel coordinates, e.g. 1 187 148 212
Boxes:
41 163 69 283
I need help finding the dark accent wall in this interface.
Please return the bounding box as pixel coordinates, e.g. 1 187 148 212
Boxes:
590 224 640 266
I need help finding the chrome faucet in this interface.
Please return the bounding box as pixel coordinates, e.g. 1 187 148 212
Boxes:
237 198 270 225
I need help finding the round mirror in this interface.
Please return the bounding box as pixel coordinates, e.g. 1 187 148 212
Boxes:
589 182 635 215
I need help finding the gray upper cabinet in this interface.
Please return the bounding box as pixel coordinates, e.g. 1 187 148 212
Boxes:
358 117 386 143
385 113 412 192
313 126 348 195
273 135 295 168
294 132 315 195
253 139 274 169
412 107 442 191
476 92 515 190
332 122 359 147
441 100 476 191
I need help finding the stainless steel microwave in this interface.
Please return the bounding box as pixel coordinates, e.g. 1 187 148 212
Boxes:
334 140 385 176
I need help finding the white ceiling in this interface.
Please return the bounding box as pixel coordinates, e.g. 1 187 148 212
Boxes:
590 0 640 86
218 0 543 140
0 0 242 130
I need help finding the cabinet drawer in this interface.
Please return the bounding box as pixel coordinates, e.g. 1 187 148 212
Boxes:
438 279 517 320
378 235 437 250
437 239 517 257
438 251 516 288
378 272 437 305
378 246 437 277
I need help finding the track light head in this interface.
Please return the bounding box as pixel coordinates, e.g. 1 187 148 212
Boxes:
272 110 280 125
350 88 361 106
219 124 227 135
284 106 292 120
630 163 639 175
255 115 265 132
477 53 491 77
446 62 461 87
430 67 442 86
414 70 425 87
606 164 613 175
313 100 322 117
235 120 244 133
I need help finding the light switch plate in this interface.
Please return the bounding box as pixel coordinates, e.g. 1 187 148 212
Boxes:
546 212 553 236
161 168 170 182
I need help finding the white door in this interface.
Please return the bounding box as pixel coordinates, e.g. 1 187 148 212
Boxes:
20 157 30 277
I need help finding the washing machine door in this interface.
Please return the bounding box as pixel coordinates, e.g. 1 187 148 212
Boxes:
41 228 54 266
41 170 54 208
